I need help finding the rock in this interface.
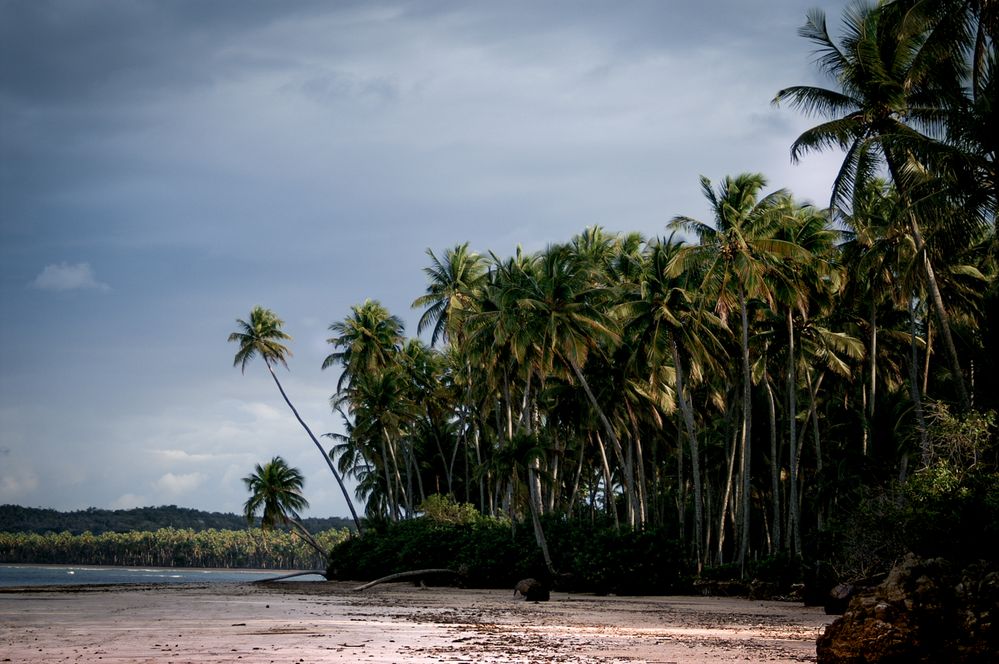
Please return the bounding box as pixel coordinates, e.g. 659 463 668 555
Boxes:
825 583 857 615
514 578 550 602
816 553 999 663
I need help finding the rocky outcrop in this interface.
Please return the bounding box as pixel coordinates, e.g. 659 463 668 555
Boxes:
816 553 998 663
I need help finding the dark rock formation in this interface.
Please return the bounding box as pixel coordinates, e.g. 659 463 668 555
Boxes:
816 553 999 663
514 578 550 602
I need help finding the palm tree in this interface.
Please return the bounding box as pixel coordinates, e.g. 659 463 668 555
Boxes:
770 201 841 555
243 456 325 559
772 1 975 409
623 235 724 567
228 306 363 533
670 173 800 570
412 244 488 505
411 243 487 347
323 300 405 392
333 366 420 521
518 245 628 524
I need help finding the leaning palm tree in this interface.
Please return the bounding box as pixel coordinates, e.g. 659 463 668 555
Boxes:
772 1 974 409
229 306 363 533
243 456 325 558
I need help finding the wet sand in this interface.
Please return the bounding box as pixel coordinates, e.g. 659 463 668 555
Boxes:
1 581 833 663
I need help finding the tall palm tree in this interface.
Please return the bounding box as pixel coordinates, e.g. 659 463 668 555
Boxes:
517 245 628 521
770 201 841 555
412 244 488 505
243 456 325 558
670 173 800 570
772 0 974 408
228 306 363 533
624 236 724 566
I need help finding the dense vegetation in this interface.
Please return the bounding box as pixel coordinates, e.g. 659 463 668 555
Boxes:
0 504 355 537
232 0 997 587
0 527 349 570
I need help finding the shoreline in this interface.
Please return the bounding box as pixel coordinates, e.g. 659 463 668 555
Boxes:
0 580 833 663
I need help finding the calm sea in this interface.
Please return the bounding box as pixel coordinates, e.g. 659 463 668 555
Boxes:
0 564 324 587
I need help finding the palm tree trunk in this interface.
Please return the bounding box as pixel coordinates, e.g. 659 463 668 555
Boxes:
379 430 399 521
764 376 780 555
738 287 753 572
384 429 409 518
594 432 619 529
908 298 930 464
672 338 704 568
527 478 556 576
567 440 586 516
922 319 932 396
867 297 878 456
288 517 327 561
265 363 363 533
786 311 801 557
806 369 825 531
717 420 739 565
885 155 970 410
626 401 649 529
568 357 636 526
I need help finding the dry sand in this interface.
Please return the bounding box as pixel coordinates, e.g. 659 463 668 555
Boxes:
1 581 833 663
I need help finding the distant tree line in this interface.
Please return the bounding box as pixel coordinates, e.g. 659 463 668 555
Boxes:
0 527 350 570
0 504 355 536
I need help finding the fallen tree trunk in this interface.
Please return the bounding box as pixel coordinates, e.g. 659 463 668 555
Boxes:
352 568 459 591
253 570 328 583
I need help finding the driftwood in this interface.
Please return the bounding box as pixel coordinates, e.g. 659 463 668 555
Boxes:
253 570 328 583
352 568 459 591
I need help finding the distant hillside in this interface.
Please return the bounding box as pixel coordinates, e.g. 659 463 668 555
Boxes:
0 504 356 535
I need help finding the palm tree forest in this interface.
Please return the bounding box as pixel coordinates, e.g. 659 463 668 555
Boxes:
232 0 997 590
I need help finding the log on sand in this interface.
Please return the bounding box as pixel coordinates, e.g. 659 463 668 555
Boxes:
353 568 459 591
253 570 328 583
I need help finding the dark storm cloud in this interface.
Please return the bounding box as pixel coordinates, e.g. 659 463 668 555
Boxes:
0 0 852 515
0 0 329 105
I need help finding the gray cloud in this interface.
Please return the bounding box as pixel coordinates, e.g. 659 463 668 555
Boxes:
30 262 110 292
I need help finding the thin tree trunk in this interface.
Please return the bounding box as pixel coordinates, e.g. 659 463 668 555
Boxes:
922 318 932 396
676 426 685 541
909 298 930 465
672 339 704 569
379 429 399 521
388 430 411 517
885 154 969 410
626 401 648 529
867 297 878 456
567 438 587 515
594 432 619 529
717 421 739 565
738 288 753 572
265 363 363 533
786 311 801 557
288 517 327 561
764 376 781 555
568 357 635 529
806 369 825 531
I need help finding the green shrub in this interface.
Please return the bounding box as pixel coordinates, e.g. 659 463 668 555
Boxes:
327 512 692 594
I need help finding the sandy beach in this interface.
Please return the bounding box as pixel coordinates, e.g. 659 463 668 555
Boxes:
0 580 832 663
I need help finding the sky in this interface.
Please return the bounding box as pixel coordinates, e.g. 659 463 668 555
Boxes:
0 0 852 519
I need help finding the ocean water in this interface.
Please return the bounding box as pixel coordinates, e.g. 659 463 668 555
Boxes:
0 564 325 587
